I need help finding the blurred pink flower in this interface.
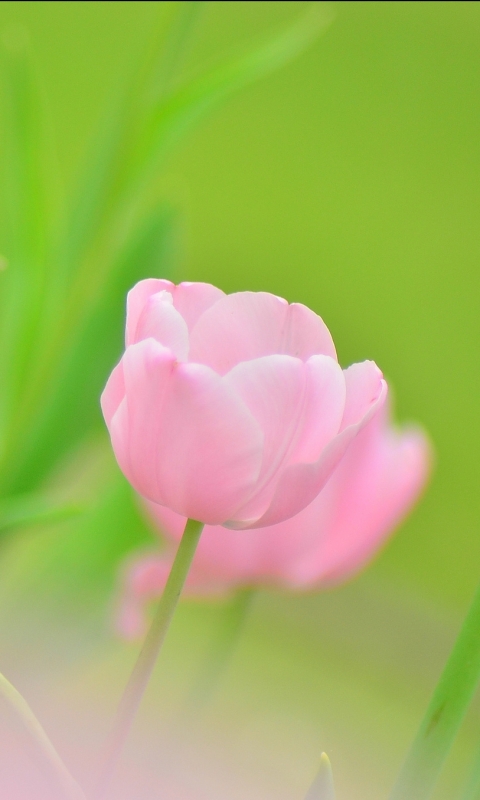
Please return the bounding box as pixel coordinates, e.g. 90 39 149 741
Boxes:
102 280 386 529
118 401 430 638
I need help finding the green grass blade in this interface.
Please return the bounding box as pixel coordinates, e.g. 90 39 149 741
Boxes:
1 206 176 495
58 2 201 287
0 27 48 263
390 582 480 800
0 28 55 448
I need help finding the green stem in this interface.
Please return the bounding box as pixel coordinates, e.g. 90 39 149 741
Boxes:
189 586 255 708
0 671 86 800
96 517 204 797
390 581 480 800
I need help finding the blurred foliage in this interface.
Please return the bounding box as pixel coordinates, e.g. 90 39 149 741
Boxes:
0 2 478 799
0 1 328 501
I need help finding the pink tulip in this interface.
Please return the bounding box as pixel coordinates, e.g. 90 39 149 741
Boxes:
117 400 430 638
102 280 386 530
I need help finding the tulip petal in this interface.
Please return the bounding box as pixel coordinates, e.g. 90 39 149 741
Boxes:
126 278 175 346
289 354 346 463
107 339 263 524
171 281 225 331
227 355 345 521
153 362 264 523
189 291 336 374
126 279 225 347
100 359 125 426
108 399 131 482
225 355 306 478
284 301 336 360
341 360 384 430
315 423 431 584
233 364 387 528
110 340 176 502
134 291 189 359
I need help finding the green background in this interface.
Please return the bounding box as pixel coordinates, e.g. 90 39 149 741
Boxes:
0 2 478 799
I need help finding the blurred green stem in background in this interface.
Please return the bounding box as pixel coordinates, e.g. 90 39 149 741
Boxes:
0 671 86 800
390 581 480 800
149 1 204 101
188 586 256 708
96 518 204 798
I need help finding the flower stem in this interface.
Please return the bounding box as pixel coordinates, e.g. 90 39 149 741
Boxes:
0 671 86 800
96 517 204 797
390 581 480 800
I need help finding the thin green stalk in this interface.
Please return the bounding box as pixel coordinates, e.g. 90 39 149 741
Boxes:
390 581 480 800
459 742 480 800
0 671 86 800
189 586 255 708
96 517 204 798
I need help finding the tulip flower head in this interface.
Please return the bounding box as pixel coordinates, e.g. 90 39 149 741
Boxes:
102 280 387 530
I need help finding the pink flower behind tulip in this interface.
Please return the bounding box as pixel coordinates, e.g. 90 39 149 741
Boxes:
118 401 430 638
102 280 386 529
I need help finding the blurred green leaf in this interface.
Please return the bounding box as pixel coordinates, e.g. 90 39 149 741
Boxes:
0 27 55 448
0 470 155 677
305 753 335 800
141 1 204 106
0 492 83 535
3 205 176 494
14 473 153 619
126 2 333 192
55 2 202 292
390 582 480 800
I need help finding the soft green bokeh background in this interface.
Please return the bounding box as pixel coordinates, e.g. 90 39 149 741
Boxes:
0 2 479 799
